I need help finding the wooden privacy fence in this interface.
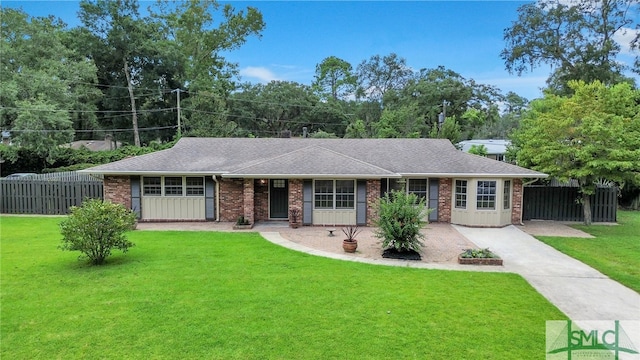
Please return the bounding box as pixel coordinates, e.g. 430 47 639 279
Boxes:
1 172 103 215
523 186 617 222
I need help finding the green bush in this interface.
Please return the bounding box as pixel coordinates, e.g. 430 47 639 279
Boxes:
59 199 137 265
374 190 429 253
460 248 499 259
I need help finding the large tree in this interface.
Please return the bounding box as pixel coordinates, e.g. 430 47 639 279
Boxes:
78 0 166 146
155 0 264 138
312 56 357 101
356 53 414 102
0 8 100 160
383 66 503 139
511 80 640 225
227 81 316 137
502 0 639 94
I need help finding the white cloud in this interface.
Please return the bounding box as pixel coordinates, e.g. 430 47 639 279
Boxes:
239 67 281 83
613 27 640 55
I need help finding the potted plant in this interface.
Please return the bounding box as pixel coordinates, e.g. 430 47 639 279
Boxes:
289 207 301 228
458 248 503 265
233 215 252 230
341 226 361 253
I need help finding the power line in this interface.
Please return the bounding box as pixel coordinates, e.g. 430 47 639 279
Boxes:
7 125 177 134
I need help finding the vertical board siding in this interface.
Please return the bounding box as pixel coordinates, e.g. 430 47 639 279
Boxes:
1 178 103 215
523 186 617 222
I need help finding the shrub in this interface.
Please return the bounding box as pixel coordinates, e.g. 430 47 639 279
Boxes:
374 190 429 253
460 248 499 259
59 199 137 265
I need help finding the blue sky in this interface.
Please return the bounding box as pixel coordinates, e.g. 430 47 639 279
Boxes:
5 1 639 100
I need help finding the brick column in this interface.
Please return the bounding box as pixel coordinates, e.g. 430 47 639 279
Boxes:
288 179 303 227
104 176 131 210
366 179 381 226
511 178 523 224
438 178 452 223
243 179 255 224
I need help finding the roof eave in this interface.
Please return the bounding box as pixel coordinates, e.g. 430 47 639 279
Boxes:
399 172 548 178
220 173 401 179
78 169 225 176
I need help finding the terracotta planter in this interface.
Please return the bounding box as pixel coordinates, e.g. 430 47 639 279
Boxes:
342 239 358 253
457 255 503 266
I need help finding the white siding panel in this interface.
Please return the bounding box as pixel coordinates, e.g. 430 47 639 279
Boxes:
312 210 356 225
141 197 205 220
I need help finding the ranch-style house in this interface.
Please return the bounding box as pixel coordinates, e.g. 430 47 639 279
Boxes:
81 137 547 227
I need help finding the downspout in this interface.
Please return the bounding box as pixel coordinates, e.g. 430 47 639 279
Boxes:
212 175 220 222
519 178 538 225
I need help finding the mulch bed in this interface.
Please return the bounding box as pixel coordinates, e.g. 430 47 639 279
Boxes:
382 248 422 260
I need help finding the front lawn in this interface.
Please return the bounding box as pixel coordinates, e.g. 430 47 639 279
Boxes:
1 216 565 359
535 210 640 293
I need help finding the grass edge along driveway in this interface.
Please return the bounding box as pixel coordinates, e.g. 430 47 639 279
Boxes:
1 216 565 359
535 210 640 293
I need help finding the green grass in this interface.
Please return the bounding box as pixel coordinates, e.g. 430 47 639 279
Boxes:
535 210 640 293
1 216 565 359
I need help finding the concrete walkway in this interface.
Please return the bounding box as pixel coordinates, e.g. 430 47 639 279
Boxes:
453 225 640 322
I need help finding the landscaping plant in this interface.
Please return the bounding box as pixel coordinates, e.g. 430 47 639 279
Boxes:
460 248 499 259
374 190 428 253
59 198 137 265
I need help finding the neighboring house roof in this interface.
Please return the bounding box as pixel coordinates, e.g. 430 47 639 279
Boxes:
81 137 546 179
459 139 510 155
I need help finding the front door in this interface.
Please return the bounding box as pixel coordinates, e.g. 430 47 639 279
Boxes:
269 179 289 219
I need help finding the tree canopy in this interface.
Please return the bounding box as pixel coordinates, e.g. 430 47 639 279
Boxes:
502 0 639 94
511 80 640 224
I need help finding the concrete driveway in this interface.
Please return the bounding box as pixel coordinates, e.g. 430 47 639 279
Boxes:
453 225 640 323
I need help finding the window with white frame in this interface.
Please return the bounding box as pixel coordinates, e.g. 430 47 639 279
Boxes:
476 180 496 210
455 180 467 209
408 179 427 201
503 180 511 209
186 177 205 196
314 180 355 209
164 177 183 196
143 177 162 196
142 176 204 197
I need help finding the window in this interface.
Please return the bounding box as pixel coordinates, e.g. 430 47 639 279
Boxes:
477 181 496 210
503 180 511 209
164 177 183 196
455 180 467 209
408 179 427 202
143 177 161 196
186 177 204 196
143 176 205 197
335 180 355 209
314 180 334 209
272 179 286 188
314 180 355 209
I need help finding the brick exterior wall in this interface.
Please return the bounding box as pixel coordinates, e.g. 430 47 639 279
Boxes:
511 178 523 225
288 179 303 227
104 176 131 210
219 178 244 222
438 178 452 223
243 179 255 224
254 180 269 221
366 179 381 226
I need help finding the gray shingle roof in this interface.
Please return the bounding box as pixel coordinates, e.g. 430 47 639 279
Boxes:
81 137 546 178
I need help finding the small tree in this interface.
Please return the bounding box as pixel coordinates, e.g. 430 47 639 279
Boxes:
59 199 137 265
374 190 428 253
